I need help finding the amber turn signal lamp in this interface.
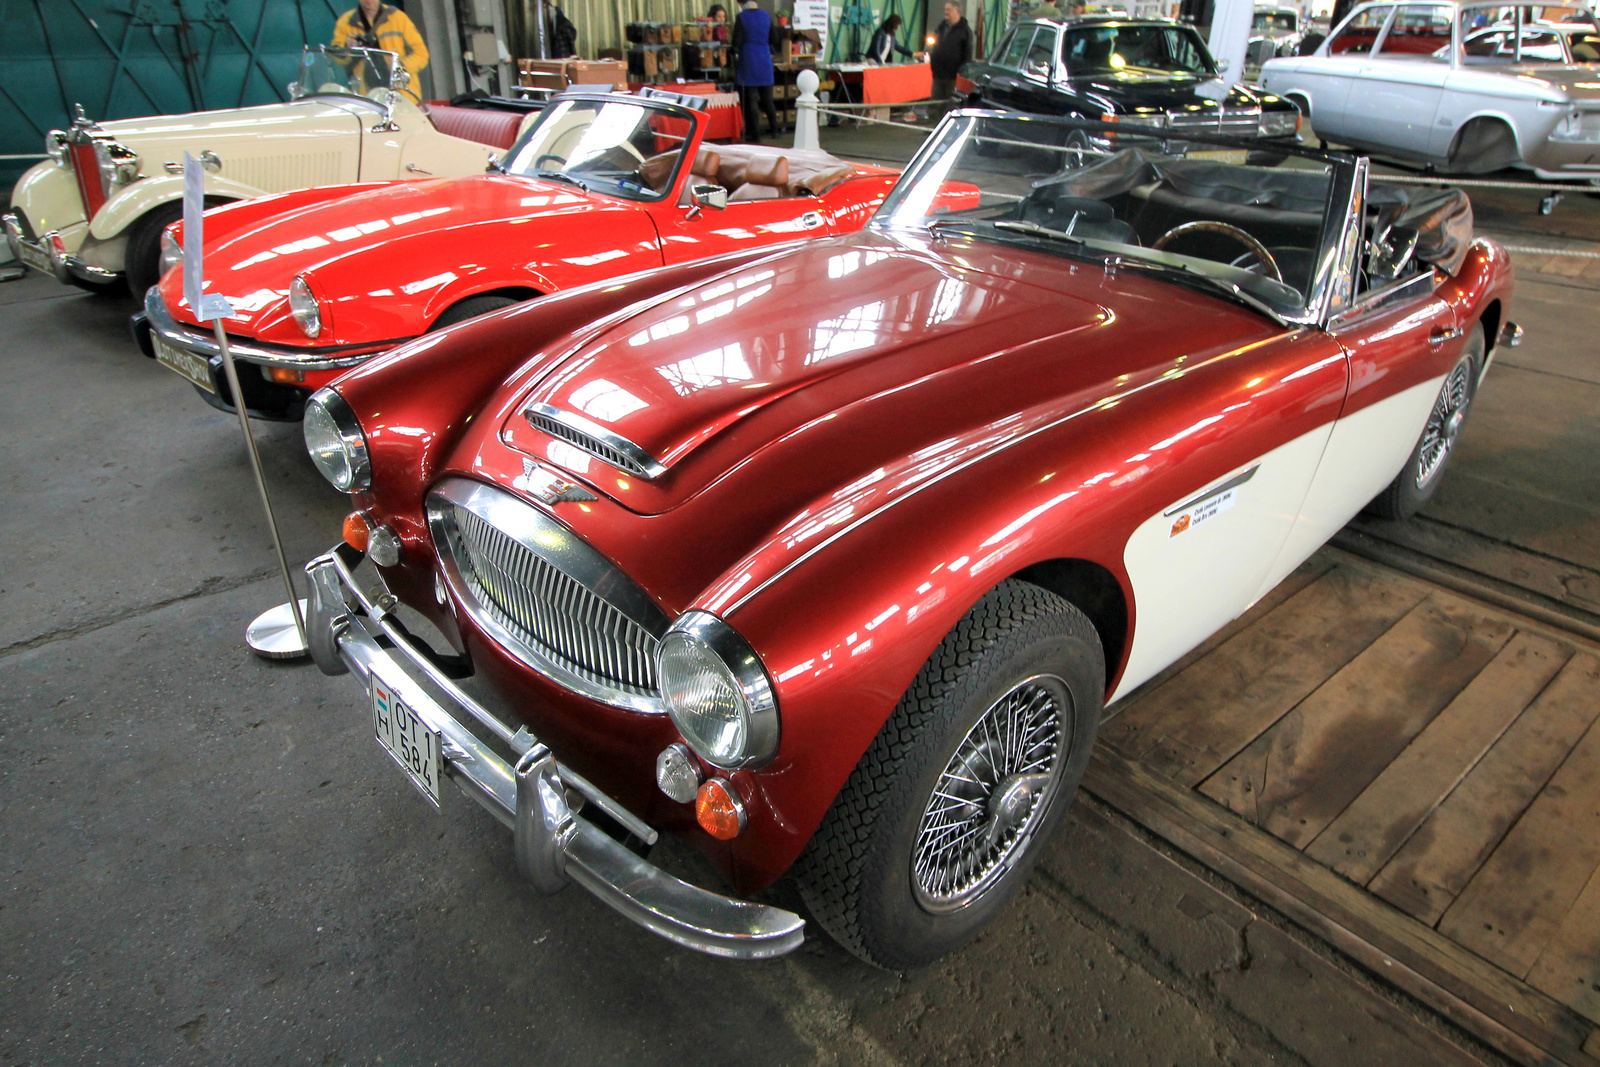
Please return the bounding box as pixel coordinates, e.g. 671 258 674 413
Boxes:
342 511 370 552
265 366 306 384
695 779 747 840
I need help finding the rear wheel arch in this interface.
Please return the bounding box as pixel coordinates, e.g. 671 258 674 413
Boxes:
1447 115 1521 173
1011 557 1129 694
1478 299 1503 361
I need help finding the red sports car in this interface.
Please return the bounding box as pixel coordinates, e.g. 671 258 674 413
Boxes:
138 90 899 420
295 113 1514 965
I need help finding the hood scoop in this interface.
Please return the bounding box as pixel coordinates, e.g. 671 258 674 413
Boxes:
524 402 666 480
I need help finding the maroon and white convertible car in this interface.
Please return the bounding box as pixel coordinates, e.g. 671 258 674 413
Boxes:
295 113 1514 966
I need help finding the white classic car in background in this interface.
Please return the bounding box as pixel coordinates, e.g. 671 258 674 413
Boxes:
3 45 539 295
1248 6 1306 67
1261 1 1600 178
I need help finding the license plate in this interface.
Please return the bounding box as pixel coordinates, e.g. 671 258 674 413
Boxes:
1189 148 1248 164
153 336 216 394
373 679 443 806
17 241 51 274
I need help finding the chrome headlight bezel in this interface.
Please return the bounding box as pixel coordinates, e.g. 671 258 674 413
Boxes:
303 388 371 493
1258 109 1300 138
94 140 141 193
159 228 183 277
657 611 779 770
289 274 323 339
45 130 67 165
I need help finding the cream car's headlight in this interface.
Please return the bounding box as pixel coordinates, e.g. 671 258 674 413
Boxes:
94 140 140 191
45 130 67 165
303 388 371 492
1259 110 1300 137
160 228 183 277
289 274 323 338
658 611 779 770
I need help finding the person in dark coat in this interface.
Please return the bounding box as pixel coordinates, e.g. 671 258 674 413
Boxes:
867 15 924 63
928 1 973 107
732 0 782 141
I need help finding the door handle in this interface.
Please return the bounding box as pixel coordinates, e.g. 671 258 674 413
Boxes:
1429 326 1463 346
405 163 433 175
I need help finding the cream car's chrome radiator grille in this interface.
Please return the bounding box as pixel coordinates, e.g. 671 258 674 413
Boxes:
524 402 665 480
428 478 669 713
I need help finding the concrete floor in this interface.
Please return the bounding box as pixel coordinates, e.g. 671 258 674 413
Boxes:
3 164 1597 1065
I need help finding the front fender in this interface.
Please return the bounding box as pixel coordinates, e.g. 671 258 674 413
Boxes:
88 172 268 240
9 160 85 237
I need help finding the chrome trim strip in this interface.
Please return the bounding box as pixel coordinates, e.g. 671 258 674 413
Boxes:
143 286 388 370
524 401 668 480
428 477 669 714
305 547 803 959
1163 464 1259 517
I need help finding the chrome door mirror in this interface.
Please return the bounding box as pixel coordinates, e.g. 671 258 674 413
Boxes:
685 183 728 220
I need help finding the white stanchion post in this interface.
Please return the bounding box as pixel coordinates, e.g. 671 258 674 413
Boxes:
1206 0 1254 90
181 152 309 661
794 68 821 151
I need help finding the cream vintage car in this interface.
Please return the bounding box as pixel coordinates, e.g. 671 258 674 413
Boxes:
3 45 538 295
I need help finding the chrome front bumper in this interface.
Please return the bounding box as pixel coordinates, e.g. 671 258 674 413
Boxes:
143 285 376 372
303 542 805 960
3 211 117 285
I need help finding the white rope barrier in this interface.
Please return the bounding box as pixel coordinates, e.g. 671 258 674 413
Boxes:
1501 244 1600 259
814 105 934 132
1372 173 1599 193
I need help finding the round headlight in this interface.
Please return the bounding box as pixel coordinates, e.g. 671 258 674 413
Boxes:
657 611 778 770
303 388 371 492
289 274 323 339
45 131 67 165
159 228 183 277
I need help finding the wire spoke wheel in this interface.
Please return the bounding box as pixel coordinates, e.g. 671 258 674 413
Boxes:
1415 359 1473 489
911 674 1073 912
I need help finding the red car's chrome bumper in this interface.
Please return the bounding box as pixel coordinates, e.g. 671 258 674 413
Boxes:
303 542 805 960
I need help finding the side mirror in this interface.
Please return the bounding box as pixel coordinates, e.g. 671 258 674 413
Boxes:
1369 225 1421 282
686 183 728 219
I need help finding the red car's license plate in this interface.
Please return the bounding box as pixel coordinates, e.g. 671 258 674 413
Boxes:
372 679 442 806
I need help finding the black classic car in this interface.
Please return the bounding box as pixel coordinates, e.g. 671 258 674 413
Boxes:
961 17 1304 161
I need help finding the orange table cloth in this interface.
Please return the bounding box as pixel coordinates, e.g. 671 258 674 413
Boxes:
828 63 932 104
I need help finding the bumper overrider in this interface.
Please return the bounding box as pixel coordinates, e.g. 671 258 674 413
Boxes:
3 211 117 286
303 541 806 959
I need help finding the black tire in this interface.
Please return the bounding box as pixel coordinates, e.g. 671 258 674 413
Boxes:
1367 322 1484 521
430 293 522 330
795 579 1104 970
124 201 185 297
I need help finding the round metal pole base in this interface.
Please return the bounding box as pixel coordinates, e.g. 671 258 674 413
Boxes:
247 600 310 660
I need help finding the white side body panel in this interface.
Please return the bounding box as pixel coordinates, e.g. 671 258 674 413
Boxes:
1109 423 1334 702
1251 373 1445 599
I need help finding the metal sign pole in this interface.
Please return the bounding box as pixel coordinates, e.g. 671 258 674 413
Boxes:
214 321 310 658
181 151 308 660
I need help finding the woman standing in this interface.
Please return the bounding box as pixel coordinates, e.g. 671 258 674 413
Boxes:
866 15 923 63
732 0 782 142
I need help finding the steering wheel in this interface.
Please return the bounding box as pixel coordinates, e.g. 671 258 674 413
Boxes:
534 153 567 171
1152 221 1283 283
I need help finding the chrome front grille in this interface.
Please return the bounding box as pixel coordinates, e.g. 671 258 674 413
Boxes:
1167 110 1260 137
524 402 665 480
428 478 669 713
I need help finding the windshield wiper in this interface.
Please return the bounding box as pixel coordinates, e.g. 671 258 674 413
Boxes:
1107 255 1288 325
991 219 1088 245
533 169 587 192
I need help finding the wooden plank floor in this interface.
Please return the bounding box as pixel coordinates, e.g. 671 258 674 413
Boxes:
1098 547 1600 1067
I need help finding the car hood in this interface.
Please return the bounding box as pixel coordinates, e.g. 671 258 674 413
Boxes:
97 98 364 152
1076 76 1279 113
496 231 1128 516
163 174 647 342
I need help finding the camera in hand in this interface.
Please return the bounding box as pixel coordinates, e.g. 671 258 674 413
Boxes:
351 31 381 49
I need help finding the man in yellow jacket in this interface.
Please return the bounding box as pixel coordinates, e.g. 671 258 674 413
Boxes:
332 0 430 101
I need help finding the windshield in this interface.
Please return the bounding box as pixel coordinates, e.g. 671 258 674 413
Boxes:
875 114 1336 320
296 46 399 101
1253 10 1299 32
501 98 695 201
1456 6 1600 60
1062 24 1217 77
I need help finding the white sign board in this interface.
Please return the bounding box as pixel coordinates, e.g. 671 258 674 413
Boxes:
793 0 830 59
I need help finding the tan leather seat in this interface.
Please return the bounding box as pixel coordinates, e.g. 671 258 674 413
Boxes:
644 146 720 193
